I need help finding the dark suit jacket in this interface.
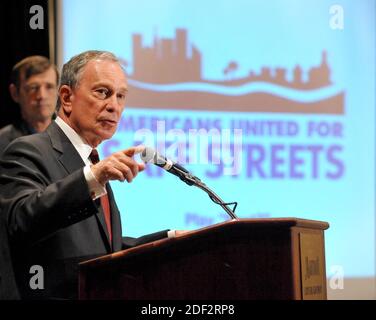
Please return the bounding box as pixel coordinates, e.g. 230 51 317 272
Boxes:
0 122 167 299
0 213 20 300
0 120 34 156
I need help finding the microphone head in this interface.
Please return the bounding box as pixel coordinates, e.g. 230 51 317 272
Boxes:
140 147 155 163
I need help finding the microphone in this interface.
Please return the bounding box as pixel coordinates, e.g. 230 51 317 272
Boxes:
140 147 200 186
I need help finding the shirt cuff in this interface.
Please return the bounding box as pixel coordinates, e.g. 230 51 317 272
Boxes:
83 165 107 200
167 230 176 238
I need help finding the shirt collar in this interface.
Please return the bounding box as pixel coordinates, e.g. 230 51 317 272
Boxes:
54 116 93 163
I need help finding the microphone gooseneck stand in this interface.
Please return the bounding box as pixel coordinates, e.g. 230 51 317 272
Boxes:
174 168 239 220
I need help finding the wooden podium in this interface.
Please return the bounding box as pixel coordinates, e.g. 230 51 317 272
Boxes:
79 218 329 300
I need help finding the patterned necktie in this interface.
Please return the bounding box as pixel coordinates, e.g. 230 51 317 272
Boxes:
89 149 112 245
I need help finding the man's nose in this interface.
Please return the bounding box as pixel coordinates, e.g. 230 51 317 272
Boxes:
35 85 48 100
106 95 122 112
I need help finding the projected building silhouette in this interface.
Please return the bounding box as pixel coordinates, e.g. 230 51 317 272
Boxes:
127 28 343 114
132 29 201 83
131 28 331 90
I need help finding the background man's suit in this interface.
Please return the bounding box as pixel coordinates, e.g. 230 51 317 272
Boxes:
0 119 34 156
0 214 20 299
0 121 167 299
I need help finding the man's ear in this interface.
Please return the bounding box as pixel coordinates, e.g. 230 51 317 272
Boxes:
59 85 74 114
9 84 19 103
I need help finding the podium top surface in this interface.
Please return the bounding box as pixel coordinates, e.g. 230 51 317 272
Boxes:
80 217 329 269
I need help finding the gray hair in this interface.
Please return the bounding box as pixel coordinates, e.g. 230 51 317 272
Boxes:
56 50 123 110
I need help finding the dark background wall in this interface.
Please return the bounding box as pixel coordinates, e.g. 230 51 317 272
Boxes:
0 0 50 128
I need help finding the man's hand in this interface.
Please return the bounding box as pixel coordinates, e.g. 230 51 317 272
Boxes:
91 146 145 185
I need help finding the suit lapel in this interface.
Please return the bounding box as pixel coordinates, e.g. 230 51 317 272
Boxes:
46 122 113 251
47 122 86 173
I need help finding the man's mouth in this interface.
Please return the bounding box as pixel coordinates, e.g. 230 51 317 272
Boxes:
99 119 117 126
35 103 51 108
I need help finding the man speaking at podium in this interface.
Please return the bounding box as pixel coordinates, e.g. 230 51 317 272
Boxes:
0 51 173 300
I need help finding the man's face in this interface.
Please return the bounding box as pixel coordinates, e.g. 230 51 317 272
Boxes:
66 59 128 147
14 67 57 124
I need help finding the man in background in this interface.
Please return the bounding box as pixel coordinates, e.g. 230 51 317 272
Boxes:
0 56 58 299
0 56 58 153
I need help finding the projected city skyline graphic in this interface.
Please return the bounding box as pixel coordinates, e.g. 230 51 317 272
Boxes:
127 29 345 114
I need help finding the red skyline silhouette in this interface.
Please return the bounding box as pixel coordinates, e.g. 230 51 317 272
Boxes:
127 28 344 114
131 28 331 90
132 29 201 83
